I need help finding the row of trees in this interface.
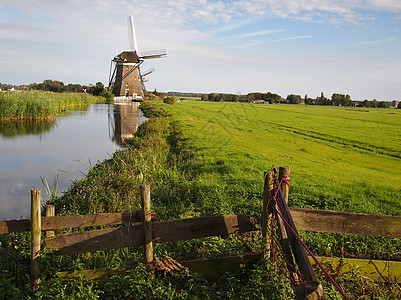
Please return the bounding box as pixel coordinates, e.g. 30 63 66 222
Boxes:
200 91 393 108
1 80 105 96
201 92 283 103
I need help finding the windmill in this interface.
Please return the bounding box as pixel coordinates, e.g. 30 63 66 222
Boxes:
108 16 166 100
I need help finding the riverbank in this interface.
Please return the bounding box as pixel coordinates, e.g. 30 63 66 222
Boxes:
0 91 104 121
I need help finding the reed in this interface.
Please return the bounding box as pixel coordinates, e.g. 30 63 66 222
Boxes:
0 91 102 121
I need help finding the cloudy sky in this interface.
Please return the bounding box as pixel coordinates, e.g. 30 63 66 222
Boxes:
0 0 400 100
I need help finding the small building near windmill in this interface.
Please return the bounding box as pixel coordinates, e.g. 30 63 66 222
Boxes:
111 51 143 100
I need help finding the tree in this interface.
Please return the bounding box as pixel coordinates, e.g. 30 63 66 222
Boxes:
304 94 313 105
316 92 330 105
363 99 369 107
88 82 104 96
331 93 352 106
331 93 342 106
287 94 301 104
378 101 390 108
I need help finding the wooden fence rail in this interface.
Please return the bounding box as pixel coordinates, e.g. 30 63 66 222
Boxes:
0 211 156 234
1 169 401 291
45 214 255 255
4 207 401 239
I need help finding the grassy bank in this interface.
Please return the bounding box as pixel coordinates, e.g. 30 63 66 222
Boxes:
1 100 400 299
0 91 103 121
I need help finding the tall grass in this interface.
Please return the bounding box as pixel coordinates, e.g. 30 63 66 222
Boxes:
0 91 102 120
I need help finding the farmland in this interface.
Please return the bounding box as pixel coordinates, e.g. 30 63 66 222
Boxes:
159 101 401 215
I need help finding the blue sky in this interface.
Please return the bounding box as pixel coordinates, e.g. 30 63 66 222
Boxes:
0 0 400 100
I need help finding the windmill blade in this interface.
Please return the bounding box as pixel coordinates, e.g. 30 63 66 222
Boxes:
140 49 167 59
127 16 139 53
141 67 155 77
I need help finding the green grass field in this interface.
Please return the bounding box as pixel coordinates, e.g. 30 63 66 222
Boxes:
159 101 401 215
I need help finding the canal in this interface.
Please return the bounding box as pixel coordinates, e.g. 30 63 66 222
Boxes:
0 101 143 220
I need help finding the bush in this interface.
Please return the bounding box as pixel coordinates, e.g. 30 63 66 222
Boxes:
163 96 177 105
99 91 114 102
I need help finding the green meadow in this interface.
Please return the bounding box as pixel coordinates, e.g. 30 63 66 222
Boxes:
159 101 401 215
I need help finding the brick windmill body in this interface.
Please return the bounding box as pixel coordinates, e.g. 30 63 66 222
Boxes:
108 17 166 101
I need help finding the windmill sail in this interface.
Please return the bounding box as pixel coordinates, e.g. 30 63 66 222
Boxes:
128 16 139 52
140 49 167 59
141 67 155 77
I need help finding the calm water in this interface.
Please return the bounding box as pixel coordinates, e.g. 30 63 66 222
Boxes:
0 102 143 220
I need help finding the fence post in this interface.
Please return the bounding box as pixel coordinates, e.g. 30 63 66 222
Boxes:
31 188 41 289
140 184 153 265
278 166 324 299
262 170 274 256
45 205 55 239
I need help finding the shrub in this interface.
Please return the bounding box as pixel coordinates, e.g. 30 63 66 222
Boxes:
99 91 114 102
163 96 177 105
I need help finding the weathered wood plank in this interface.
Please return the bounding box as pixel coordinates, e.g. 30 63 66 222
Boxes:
310 256 401 283
4 206 401 239
290 207 401 238
41 211 155 231
56 255 401 283
45 224 144 255
180 254 262 281
152 214 255 244
45 205 55 239
0 219 31 234
31 189 41 289
277 167 317 283
262 170 274 248
0 211 156 234
141 184 153 264
276 167 323 299
46 214 256 255
57 254 262 282
58 266 136 282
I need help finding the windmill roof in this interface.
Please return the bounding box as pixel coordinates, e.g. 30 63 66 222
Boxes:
114 51 140 63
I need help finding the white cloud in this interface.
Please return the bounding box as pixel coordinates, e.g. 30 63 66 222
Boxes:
269 35 313 43
356 37 396 45
221 29 283 41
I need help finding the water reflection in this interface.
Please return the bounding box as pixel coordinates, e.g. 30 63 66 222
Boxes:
0 104 121 220
0 102 145 220
0 119 57 139
109 101 146 147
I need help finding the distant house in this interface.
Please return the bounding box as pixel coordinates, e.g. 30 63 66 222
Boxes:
391 100 399 107
252 100 266 104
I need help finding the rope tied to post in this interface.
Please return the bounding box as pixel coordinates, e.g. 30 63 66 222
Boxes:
272 175 350 300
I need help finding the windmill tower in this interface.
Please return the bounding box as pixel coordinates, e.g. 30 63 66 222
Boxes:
108 16 166 100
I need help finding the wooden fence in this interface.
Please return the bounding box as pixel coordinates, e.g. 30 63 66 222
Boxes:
0 187 257 285
1 166 401 296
